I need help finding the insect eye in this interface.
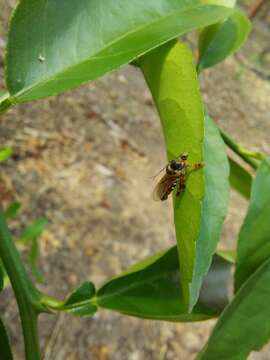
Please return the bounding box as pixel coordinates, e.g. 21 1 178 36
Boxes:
170 160 182 171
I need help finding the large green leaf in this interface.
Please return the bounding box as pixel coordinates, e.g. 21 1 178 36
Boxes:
44 246 231 320
0 318 13 360
198 10 251 71
229 157 252 199
141 40 204 310
96 246 232 321
5 0 233 105
190 115 230 309
197 258 270 360
235 158 270 291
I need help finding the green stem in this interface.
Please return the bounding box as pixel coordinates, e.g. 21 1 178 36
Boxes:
0 211 44 360
219 129 264 170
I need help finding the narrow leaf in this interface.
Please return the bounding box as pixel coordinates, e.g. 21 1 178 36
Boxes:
6 1 233 103
235 158 270 291
18 218 48 281
97 246 232 321
198 10 251 71
19 218 48 244
198 258 270 360
4 202 21 219
190 115 230 309
0 318 13 360
229 157 252 199
29 238 43 283
141 40 204 310
0 147 13 162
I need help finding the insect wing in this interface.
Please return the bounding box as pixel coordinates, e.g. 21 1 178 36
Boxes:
152 174 179 201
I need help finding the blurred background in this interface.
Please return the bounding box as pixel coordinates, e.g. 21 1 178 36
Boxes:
0 1 270 359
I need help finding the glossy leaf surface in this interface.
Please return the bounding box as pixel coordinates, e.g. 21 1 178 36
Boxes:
190 116 230 309
198 258 270 360
60 281 97 317
97 246 232 321
141 41 204 309
5 0 233 104
235 158 270 290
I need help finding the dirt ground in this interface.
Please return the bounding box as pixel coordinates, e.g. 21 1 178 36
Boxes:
0 1 270 359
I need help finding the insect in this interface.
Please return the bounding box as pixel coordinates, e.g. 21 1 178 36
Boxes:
153 152 204 201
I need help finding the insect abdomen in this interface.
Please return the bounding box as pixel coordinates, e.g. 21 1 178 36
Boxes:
161 180 177 201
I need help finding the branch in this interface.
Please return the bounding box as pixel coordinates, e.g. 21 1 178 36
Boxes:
0 210 46 360
219 129 265 170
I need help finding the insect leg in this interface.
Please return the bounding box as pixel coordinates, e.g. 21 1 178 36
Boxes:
187 162 204 170
176 174 186 196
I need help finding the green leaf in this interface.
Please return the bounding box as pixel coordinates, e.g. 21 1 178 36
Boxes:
197 258 270 360
189 115 230 309
198 10 251 71
60 281 97 317
0 318 13 360
0 147 13 162
29 237 43 283
229 157 252 199
19 218 48 244
140 40 204 310
235 158 270 291
96 246 232 320
4 202 21 220
6 1 233 103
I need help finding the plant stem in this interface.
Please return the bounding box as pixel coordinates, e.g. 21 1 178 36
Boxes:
219 129 264 170
0 210 44 360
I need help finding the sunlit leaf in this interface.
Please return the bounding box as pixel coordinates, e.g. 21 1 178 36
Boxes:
198 258 270 360
141 40 204 310
189 116 230 309
198 10 251 71
235 158 270 291
5 0 233 104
